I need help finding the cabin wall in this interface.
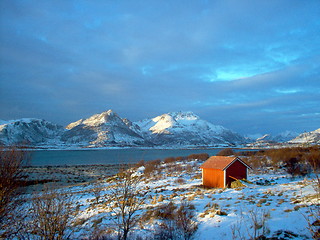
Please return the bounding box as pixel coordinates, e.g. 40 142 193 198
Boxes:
202 168 224 188
225 160 247 187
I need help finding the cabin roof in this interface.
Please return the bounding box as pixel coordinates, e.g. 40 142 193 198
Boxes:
200 156 251 170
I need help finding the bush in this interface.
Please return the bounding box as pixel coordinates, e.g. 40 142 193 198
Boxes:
187 153 209 161
304 148 320 171
176 202 199 239
155 202 198 240
144 159 161 176
154 201 198 240
135 160 145 167
29 188 74 240
241 146 320 172
154 201 177 219
175 178 186 184
0 147 29 237
216 148 235 156
175 156 186 162
164 157 176 164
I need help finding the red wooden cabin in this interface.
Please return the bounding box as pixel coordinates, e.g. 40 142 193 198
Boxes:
200 156 251 188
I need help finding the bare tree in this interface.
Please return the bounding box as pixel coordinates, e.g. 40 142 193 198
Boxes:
108 170 145 240
0 147 29 236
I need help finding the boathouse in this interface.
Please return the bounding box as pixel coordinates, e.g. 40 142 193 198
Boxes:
200 156 251 188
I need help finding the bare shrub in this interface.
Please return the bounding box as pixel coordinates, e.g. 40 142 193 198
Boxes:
176 201 199 240
28 187 75 239
304 148 320 174
216 148 235 156
175 156 186 162
303 151 320 239
231 207 270 240
144 159 161 176
245 156 265 173
164 157 176 164
172 164 183 172
154 201 176 219
154 201 198 240
303 205 320 240
93 183 103 204
175 178 186 184
0 147 29 236
90 227 113 240
284 157 308 178
284 157 299 177
154 221 180 240
247 208 270 239
185 165 194 174
242 146 319 174
135 160 145 168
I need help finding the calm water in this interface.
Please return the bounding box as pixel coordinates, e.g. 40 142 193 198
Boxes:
30 148 231 166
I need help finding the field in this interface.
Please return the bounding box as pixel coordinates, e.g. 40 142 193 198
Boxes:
1 148 319 239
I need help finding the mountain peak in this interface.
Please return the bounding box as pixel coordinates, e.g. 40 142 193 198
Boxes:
65 110 121 129
167 111 200 121
85 110 121 126
102 109 116 116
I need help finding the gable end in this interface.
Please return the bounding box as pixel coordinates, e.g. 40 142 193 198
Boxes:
223 157 252 171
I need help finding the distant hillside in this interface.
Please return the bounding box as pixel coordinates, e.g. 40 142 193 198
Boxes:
0 118 65 146
289 128 320 145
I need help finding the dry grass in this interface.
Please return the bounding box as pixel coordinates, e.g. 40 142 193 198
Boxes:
239 146 320 175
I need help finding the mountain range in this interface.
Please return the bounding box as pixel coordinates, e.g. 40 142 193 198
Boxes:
248 131 300 144
0 110 318 148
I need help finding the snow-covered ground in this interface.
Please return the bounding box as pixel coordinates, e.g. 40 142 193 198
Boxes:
15 158 319 239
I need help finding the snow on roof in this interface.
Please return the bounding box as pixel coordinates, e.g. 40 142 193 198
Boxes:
200 156 251 170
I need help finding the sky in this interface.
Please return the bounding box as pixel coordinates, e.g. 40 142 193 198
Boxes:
0 0 319 135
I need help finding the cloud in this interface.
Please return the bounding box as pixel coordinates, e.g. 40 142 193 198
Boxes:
0 0 319 134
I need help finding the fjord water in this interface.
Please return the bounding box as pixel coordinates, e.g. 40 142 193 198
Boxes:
30 148 227 166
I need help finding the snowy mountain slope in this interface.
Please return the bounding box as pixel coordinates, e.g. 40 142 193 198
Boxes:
274 131 299 142
61 110 146 147
0 118 65 146
135 111 246 146
252 131 300 143
289 128 320 144
0 119 9 125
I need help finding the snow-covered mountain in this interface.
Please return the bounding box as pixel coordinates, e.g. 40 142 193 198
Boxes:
251 131 299 143
61 110 146 147
0 118 65 146
275 131 300 142
134 111 246 147
289 128 320 145
5 110 313 148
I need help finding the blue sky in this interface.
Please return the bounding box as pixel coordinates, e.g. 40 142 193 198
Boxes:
0 0 319 135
